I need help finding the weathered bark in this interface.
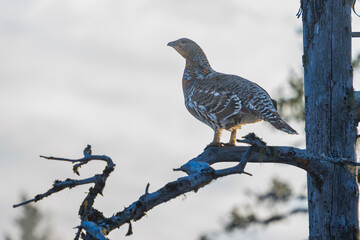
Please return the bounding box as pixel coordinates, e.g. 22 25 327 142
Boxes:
16 137 360 239
302 0 359 239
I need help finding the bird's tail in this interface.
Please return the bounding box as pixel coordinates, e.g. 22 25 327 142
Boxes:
264 112 298 135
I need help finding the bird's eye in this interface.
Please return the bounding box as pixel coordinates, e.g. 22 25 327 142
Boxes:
179 40 186 44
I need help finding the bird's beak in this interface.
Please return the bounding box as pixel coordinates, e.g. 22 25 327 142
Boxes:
167 41 176 47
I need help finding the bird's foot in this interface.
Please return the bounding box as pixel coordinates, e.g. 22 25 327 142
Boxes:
204 142 224 150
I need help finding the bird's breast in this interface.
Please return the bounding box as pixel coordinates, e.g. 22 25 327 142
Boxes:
182 79 192 93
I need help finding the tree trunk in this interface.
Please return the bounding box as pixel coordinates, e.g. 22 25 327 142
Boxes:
302 0 359 239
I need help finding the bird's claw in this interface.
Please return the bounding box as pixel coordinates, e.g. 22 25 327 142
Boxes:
223 142 236 147
204 142 224 150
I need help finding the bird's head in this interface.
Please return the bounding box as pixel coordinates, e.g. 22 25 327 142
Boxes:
167 38 206 62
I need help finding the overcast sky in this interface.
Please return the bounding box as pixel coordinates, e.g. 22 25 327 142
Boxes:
1 1 360 240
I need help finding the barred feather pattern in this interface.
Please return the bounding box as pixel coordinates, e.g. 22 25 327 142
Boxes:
169 38 298 137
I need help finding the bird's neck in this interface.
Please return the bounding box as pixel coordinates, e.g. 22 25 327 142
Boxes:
184 55 214 81
182 59 214 96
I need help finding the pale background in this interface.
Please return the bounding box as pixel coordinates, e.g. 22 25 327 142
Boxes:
1 1 360 240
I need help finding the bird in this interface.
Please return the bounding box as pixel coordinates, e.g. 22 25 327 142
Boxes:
168 38 298 148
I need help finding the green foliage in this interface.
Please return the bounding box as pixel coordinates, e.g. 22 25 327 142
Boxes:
5 194 55 240
199 178 307 240
352 53 360 69
275 53 360 125
257 178 293 204
223 178 306 233
276 70 305 123
224 207 258 232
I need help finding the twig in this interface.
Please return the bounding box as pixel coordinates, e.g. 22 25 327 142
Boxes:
13 133 358 239
74 226 82 240
13 176 99 208
126 221 133 236
215 147 253 178
145 183 150 195
80 221 107 240
95 135 263 234
13 145 115 240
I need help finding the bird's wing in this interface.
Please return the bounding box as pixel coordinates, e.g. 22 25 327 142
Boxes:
188 73 279 124
218 74 278 118
190 80 242 122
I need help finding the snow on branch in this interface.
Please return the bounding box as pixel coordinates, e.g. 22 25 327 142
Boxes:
12 134 359 239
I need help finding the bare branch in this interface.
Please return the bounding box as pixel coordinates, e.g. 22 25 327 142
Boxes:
40 145 114 176
12 176 99 208
184 133 358 179
95 133 356 235
352 32 360 38
98 146 252 235
80 221 107 240
13 146 115 209
13 133 358 239
13 145 115 240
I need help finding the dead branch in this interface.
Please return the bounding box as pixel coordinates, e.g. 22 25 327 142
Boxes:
12 133 359 239
13 145 115 240
92 134 356 237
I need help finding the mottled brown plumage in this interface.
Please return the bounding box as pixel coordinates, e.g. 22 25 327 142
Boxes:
168 38 297 147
